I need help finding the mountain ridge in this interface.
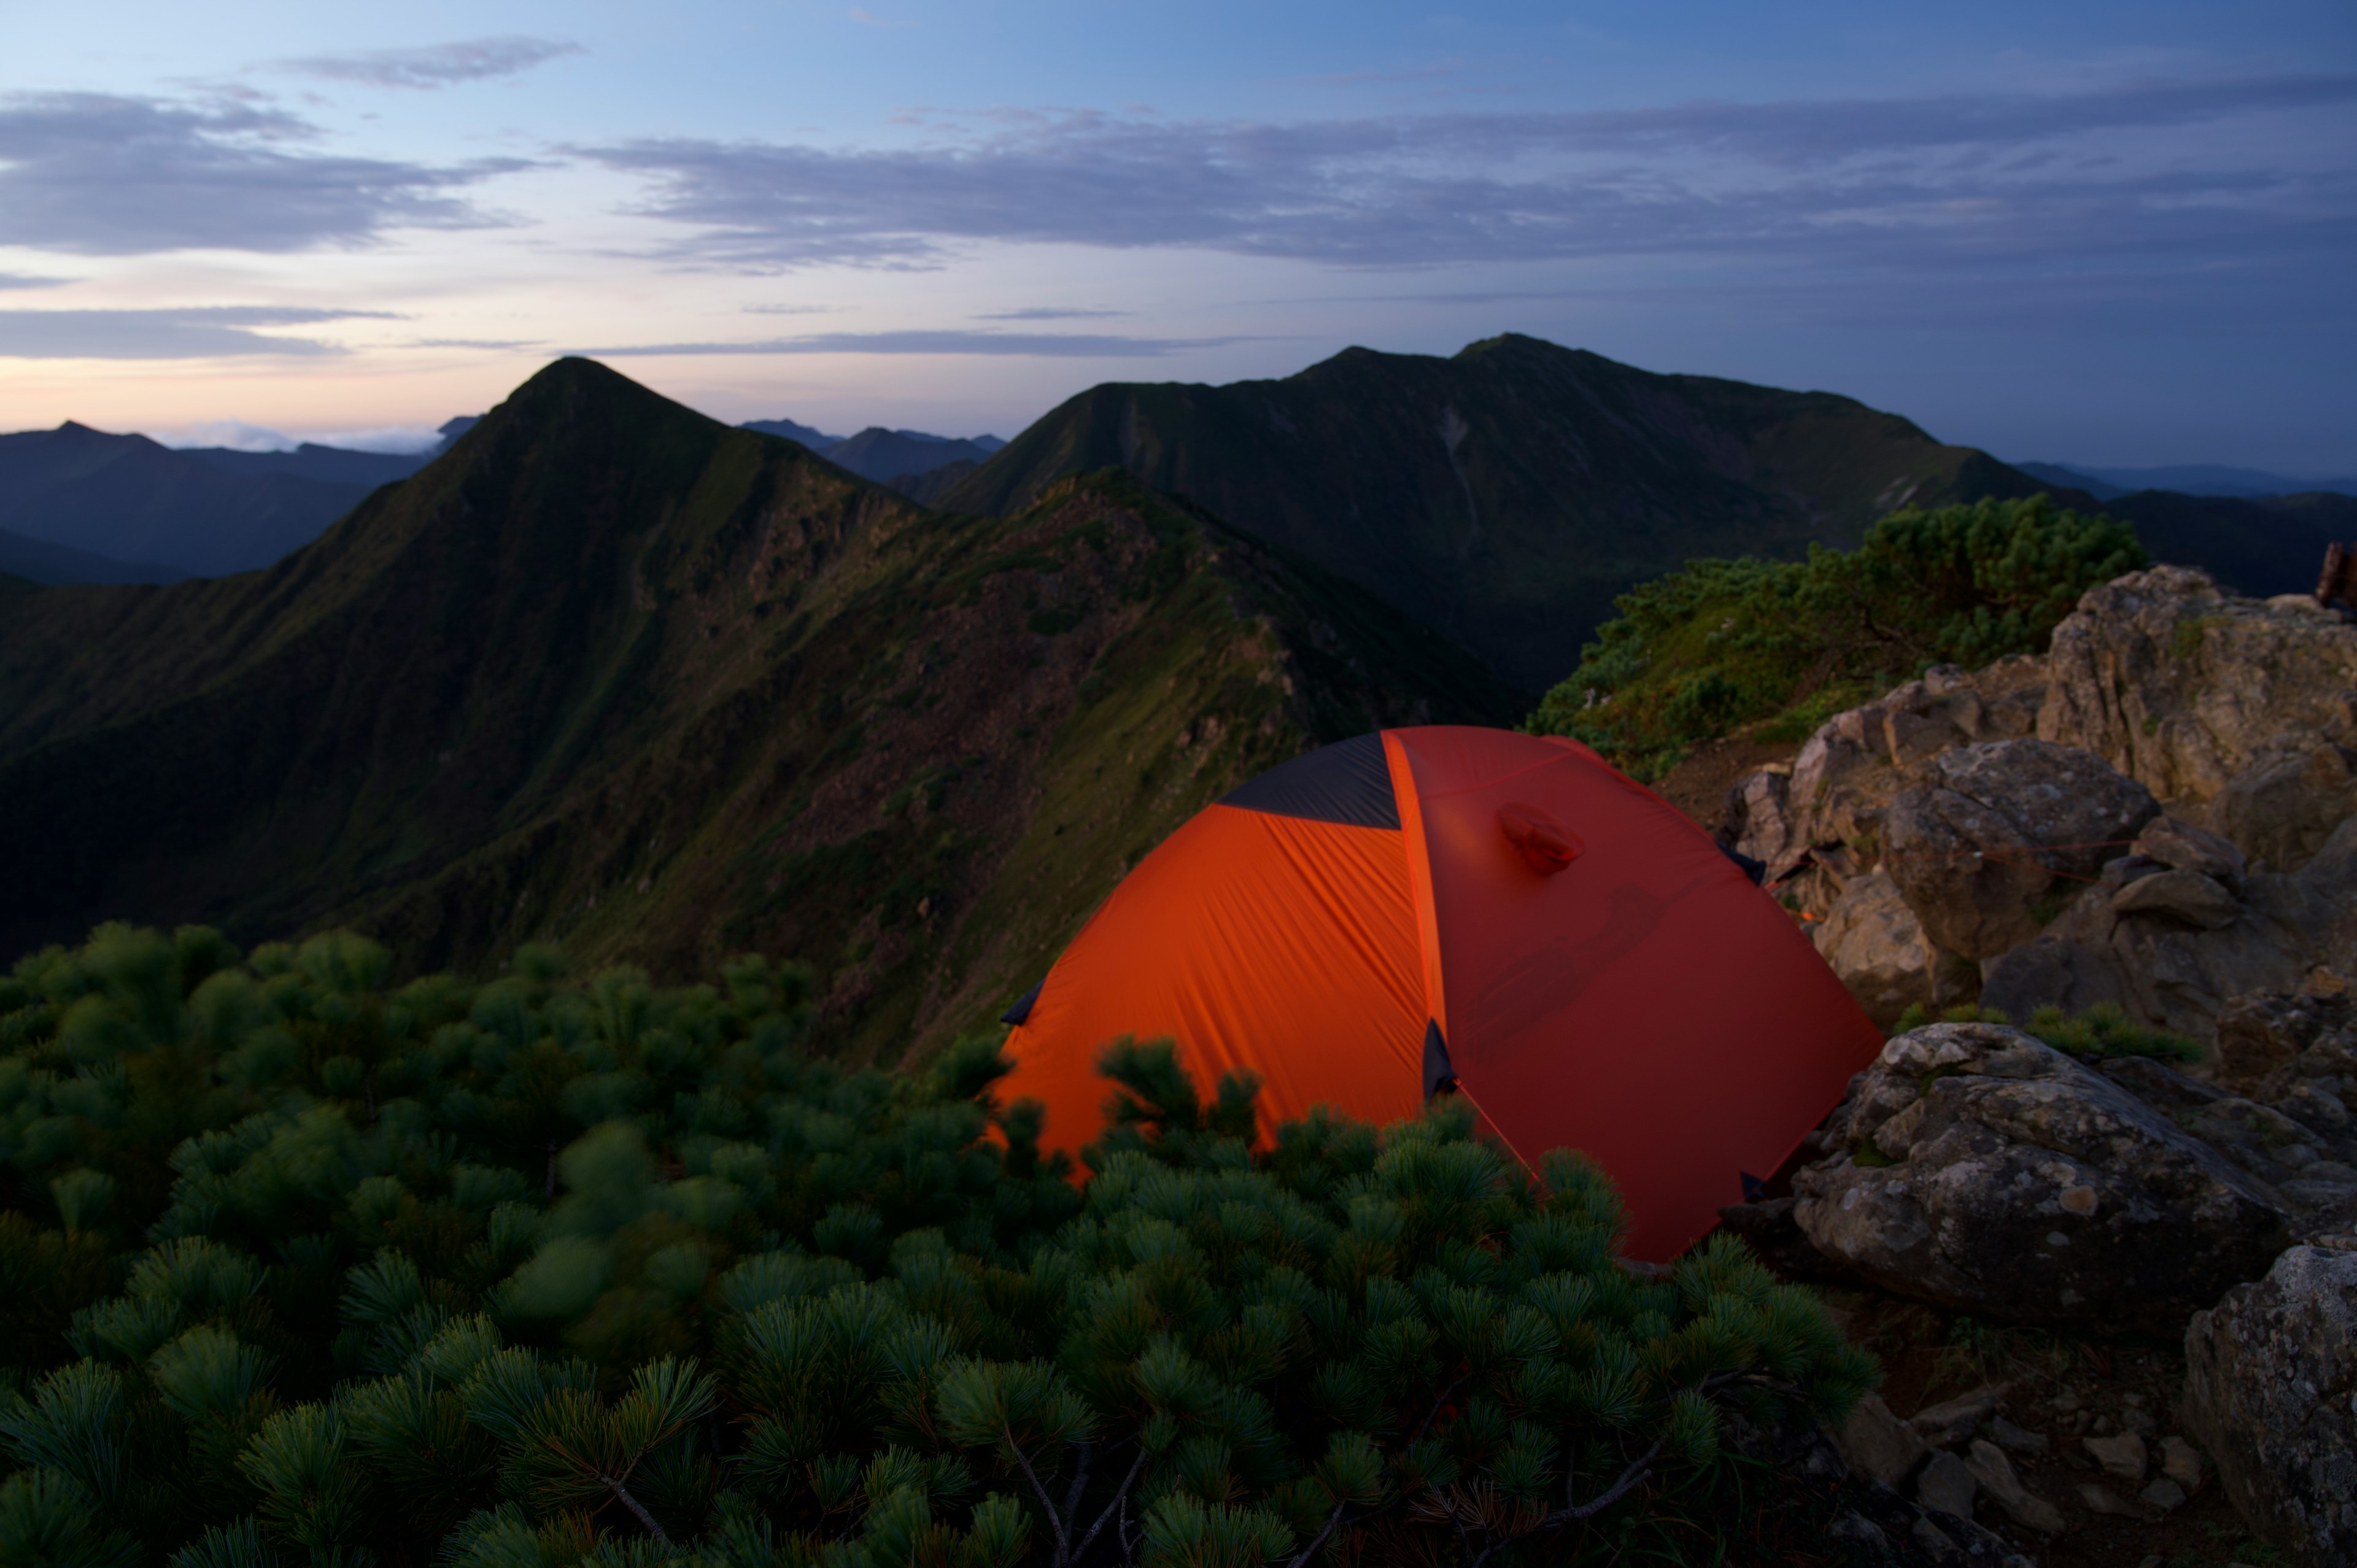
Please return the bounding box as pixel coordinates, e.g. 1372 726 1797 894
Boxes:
739 419 1007 483
931 334 2089 687
2016 459 2357 500
0 357 1520 1059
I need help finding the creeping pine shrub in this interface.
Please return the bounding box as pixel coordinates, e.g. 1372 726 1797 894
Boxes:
1527 494 2146 778
0 926 1876 1567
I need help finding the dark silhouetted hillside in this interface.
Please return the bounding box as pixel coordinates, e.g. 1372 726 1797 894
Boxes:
740 415 845 449
738 418 1007 483
2102 489 2357 597
0 360 1519 1057
826 427 1004 482
0 525 185 586
2018 460 2357 500
0 423 390 577
937 335 2089 688
934 336 2343 686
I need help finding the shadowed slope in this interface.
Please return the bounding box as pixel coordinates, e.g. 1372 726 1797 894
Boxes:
0 359 1519 1059
941 334 2089 689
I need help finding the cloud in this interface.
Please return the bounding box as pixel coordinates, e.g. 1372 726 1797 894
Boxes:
973 306 1127 320
0 92 525 254
581 73 2357 276
0 306 393 359
155 418 298 450
0 272 68 289
306 424 452 453
846 8 911 27
152 418 451 452
567 329 1267 357
743 303 831 314
272 37 583 90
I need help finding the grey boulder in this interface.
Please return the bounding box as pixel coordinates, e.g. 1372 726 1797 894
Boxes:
2182 1238 2357 1568
1790 1022 2291 1326
1885 739 2158 959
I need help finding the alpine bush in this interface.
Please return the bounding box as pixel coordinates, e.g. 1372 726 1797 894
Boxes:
0 926 1876 1567
1528 495 2146 778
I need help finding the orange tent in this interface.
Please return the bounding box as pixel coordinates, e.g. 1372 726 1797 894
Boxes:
997 727 1882 1261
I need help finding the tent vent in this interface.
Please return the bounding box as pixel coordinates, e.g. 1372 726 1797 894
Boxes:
1422 1019 1458 1099
1218 732 1400 828
1000 981 1043 1027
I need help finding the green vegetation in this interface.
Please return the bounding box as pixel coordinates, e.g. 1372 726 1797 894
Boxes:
1887 1002 2202 1065
0 924 1875 1568
1527 496 2146 779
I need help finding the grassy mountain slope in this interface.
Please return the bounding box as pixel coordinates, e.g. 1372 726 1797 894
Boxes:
938 334 2077 688
0 358 1519 1060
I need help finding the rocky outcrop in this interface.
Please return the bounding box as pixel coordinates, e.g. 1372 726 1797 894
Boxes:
1745 657 2046 909
1883 740 2158 960
1790 1022 2292 1326
1812 870 1941 1029
2037 566 2357 868
1982 816 2357 1047
2182 1237 2357 1568
1723 568 2357 1046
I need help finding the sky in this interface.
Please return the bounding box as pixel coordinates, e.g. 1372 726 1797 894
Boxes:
2 1 2352 470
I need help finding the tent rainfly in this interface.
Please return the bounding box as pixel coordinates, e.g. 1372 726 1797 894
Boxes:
997 727 1884 1261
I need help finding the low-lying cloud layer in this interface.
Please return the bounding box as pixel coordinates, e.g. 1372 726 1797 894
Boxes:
0 306 393 358
0 93 519 254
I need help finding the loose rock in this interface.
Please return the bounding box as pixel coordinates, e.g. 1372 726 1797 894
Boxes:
1988 1417 2048 1454
2158 1434 2205 1494
1910 1385 2005 1450
2075 1483 2155 1520
2083 1431 2147 1483
1914 1450 1978 1521
1835 1391 1930 1490
1965 1439 2065 1534
2136 814 2248 891
2111 867 2242 929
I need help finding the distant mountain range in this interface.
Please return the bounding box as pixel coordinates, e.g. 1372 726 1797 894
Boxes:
740 419 1006 482
0 416 476 580
0 361 1515 1048
0 412 1002 584
2016 460 2357 501
7 342 2353 1025
910 334 2344 687
5 338 2347 680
